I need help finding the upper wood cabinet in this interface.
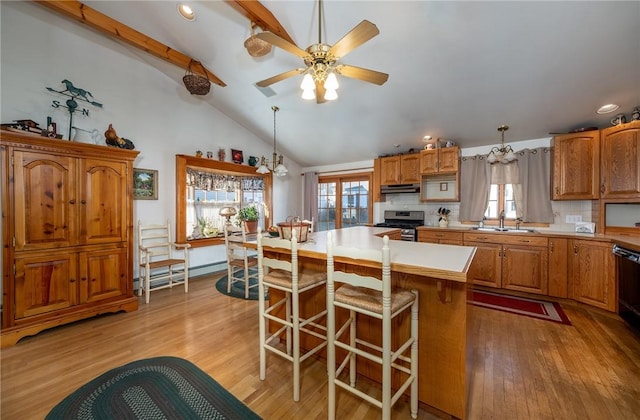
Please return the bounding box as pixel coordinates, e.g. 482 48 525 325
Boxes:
420 147 459 174
1 131 139 347
600 120 640 199
552 131 600 200
378 154 421 185
568 239 617 312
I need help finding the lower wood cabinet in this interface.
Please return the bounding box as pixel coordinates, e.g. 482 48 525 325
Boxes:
568 239 617 312
464 232 548 295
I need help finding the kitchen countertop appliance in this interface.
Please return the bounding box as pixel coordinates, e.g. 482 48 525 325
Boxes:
374 210 424 241
613 244 640 333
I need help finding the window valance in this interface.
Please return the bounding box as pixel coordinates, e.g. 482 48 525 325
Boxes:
186 168 264 191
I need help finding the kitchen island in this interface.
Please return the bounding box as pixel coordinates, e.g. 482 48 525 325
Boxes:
249 226 476 418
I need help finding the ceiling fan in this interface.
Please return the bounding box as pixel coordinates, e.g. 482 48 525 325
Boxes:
255 0 389 103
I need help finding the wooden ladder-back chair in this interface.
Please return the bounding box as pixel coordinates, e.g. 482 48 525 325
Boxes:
138 220 191 304
223 223 258 299
257 227 328 401
326 232 419 419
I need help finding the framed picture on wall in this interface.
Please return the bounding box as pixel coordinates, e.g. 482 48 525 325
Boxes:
133 168 158 200
231 149 243 164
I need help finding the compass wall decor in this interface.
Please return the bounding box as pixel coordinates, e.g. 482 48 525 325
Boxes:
46 79 103 140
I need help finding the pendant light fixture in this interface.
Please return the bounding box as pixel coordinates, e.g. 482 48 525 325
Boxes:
256 106 288 177
487 125 517 164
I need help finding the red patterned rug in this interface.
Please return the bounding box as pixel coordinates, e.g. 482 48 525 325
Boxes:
470 290 572 325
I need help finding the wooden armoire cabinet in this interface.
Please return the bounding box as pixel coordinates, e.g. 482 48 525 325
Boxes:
1 130 139 347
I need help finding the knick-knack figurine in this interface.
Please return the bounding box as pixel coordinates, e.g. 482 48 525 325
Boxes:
195 150 203 158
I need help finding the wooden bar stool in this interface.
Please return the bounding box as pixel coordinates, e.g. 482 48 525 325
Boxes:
223 223 258 299
326 232 419 419
257 228 327 401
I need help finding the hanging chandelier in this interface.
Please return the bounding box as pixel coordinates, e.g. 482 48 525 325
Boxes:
256 106 288 177
487 125 517 164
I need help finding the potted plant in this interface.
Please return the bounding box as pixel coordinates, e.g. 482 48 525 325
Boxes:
236 205 259 233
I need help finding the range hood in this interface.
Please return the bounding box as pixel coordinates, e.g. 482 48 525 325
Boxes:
381 183 420 194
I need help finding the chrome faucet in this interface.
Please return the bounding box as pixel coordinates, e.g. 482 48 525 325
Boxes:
515 217 523 230
499 211 505 229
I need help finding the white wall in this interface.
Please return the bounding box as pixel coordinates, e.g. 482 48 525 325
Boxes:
0 2 303 275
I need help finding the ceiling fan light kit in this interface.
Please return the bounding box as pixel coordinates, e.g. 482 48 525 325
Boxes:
254 0 388 103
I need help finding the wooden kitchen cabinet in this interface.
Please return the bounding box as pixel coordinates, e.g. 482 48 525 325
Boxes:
552 131 600 200
547 237 569 298
568 239 617 312
378 153 421 185
420 146 459 174
464 239 502 288
1 131 139 347
417 230 463 245
600 120 640 199
464 232 548 294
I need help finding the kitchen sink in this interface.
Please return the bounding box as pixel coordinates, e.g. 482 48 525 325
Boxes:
470 227 537 233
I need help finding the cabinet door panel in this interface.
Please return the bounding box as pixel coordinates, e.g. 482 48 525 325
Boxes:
601 122 640 198
419 150 438 174
380 156 401 185
439 148 459 172
548 238 568 298
569 240 617 311
14 253 77 319
13 151 77 251
401 154 421 183
79 248 128 303
552 132 599 199
79 159 128 244
465 241 501 288
502 245 548 295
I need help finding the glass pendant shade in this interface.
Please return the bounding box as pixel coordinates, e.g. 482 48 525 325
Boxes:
300 73 315 90
324 72 339 90
324 89 338 101
302 88 315 100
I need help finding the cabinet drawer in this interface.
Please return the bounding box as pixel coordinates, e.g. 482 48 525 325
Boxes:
418 230 463 243
464 232 547 247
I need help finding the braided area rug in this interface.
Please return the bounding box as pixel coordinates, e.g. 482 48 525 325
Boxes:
46 356 261 420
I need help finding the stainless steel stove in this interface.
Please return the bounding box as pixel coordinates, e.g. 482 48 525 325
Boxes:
374 210 425 241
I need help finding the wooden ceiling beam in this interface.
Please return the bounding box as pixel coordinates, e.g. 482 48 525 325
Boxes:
35 0 226 87
226 1 296 46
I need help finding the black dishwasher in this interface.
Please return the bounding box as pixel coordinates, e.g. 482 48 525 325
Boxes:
614 244 640 333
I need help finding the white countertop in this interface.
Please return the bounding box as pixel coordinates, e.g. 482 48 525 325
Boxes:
280 226 476 283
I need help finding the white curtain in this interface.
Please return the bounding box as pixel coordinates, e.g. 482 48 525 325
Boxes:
459 155 491 222
513 147 554 223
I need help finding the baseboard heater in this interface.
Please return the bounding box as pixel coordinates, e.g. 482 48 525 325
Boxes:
381 184 420 194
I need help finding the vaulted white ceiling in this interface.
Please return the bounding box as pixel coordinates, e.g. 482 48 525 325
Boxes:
82 1 639 167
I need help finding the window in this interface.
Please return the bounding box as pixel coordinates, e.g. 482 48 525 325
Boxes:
485 184 517 219
317 173 372 231
176 155 272 248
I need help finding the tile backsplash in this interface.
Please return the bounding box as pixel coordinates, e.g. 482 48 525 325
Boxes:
374 194 594 232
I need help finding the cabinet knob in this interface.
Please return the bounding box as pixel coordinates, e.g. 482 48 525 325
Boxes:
600 184 605 194
70 278 76 283
550 242 554 252
69 199 76 204
574 244 579 255
81 199 86 204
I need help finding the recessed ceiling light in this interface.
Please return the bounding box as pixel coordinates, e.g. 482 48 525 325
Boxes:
597 104 619 114
177 4 196 21
422 135 432 142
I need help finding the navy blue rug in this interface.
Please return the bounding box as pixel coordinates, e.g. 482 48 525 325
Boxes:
46 356 261 419
215 269 265 301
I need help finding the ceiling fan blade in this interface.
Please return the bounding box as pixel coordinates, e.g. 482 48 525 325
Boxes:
336 64 389 85
315 80 327 104
256 32 310 59
256 68 305 87
328 20 379 60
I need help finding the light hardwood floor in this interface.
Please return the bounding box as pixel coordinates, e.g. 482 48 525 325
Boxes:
2 273 640 419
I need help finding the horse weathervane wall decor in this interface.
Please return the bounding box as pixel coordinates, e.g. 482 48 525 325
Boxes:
46 79 103 140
